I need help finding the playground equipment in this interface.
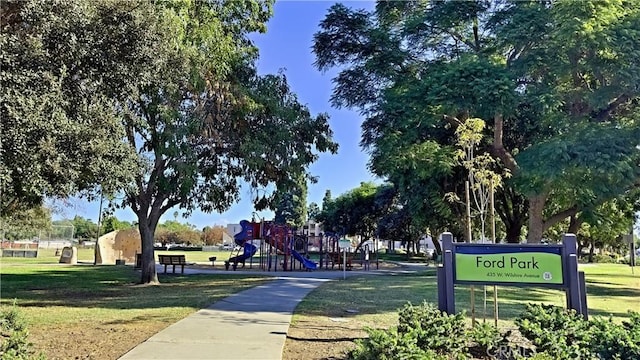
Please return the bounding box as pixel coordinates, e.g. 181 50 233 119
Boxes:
225 220 258 270
228 219 318 271
262 221 317 271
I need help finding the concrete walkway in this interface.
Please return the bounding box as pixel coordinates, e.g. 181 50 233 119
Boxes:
118 264 426 360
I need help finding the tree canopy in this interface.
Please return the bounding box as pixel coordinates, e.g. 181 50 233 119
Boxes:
1 0 147 216
4 0 337 284
314 0 640 243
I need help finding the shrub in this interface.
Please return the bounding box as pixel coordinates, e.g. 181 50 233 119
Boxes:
0 304 45 360
590 316 640 360
517 305 640 360
516 304 593 359
469 322 502 356
348 302 469 360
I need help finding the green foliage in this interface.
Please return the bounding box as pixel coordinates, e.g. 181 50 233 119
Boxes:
307 202 321 222
101 216 133 234
349 327 445 360
590 315 640 360
0 206 51 240
516 304 593 359
314 0 640 243
469 322 502 355
155 220 202 246
517 304 640 360
0 304 45 360
1 0 147 214
348 302 469 360
273 172 308 228
318 182 389 248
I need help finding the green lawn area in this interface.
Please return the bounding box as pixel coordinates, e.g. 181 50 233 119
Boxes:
2 250 637 359
293 263 639 325
0 251 269 359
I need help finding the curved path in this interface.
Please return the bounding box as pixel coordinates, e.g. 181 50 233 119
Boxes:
119 264 424 360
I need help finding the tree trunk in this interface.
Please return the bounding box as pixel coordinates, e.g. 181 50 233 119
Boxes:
588 239 595 263
527 193 546 243
505 225 522 244
138 213 159 285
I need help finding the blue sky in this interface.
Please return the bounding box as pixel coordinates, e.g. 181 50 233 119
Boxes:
53 1 379 229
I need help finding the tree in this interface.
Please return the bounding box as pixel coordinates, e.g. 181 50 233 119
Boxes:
202 225 226 245
0 206 51 241
1 0 146 216
101 216 132 234
319 182 387 251
69 216 98 240
112 1 337 283
314 0 640 243
307 202 321 222
274 173 308 227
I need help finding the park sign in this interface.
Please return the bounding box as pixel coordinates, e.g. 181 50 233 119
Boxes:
454 245 563 285
437 233 588 319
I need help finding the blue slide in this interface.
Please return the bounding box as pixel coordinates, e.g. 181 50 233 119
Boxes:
228 243 257 267
291 249 317 270
228 219 258 266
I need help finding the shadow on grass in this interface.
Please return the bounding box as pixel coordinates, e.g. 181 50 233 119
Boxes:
1 265 267 311
585 281 640 298
286 335 366 343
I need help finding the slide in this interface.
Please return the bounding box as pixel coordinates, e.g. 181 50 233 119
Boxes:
229 220 259 267
228 243 257 265
291 249 317 270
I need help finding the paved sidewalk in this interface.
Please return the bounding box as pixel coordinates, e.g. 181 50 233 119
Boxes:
119 264 427 359
119 277 328 360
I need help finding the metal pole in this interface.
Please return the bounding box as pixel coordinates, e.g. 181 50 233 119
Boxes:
491 180 498 327
466 181 476 326
93 189 103 266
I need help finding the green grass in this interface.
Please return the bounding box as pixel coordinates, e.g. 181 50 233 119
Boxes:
0 254 268 327
293 263 640 327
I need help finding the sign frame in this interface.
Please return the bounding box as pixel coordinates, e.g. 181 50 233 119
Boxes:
437 233 588 319
453 243 565 288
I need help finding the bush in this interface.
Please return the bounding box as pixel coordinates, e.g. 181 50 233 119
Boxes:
590 316 640 360
349 303 640 360
516 304 593 359
590 253 617 263
0 304 45 360
517 304 640 360
348 302 469 360
469 322 502 356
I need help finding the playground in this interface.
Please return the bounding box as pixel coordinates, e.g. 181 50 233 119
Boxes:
220 219 379 273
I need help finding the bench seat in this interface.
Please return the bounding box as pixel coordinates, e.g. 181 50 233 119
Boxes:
158 254 187 274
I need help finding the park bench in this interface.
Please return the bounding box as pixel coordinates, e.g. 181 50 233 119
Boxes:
158 254 188 274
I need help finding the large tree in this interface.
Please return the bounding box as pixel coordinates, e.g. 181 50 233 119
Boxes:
314 0 640 243
115 1 337 283
1 0 146 216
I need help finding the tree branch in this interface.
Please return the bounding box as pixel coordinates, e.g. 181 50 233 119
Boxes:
592 93 630 122
542 205 579 232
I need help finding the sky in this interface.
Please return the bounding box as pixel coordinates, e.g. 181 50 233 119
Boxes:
52 1 379 229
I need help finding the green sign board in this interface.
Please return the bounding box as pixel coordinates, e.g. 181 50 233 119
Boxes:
454 246 563 285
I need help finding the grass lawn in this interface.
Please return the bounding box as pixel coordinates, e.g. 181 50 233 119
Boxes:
0 251 268 359
2 249 638 360
283 263 640 360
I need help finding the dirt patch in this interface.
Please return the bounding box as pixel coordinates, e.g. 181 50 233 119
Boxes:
30 321 167 360
283 317 370 360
